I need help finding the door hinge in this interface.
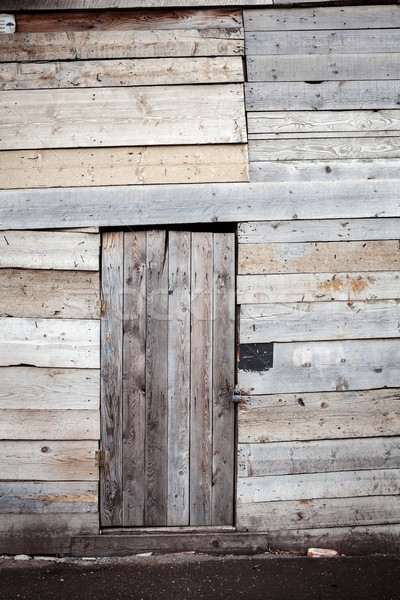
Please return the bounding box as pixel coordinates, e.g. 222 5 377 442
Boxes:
96 300 106 317
95 450 104 467
232 384 242 403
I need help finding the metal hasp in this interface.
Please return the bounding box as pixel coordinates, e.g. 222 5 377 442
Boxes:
232 384 242 403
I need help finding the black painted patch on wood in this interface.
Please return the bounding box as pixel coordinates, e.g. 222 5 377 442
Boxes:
239 343 273 372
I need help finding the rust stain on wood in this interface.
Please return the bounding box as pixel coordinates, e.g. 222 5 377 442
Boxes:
317 274 369 296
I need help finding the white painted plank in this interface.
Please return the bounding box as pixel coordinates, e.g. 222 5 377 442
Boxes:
0 85 246 150
238 388 400 443
239 339 400 395
238 438 400 477
240 300 400 343
0 318 100 369
238 218 400 243
237 496 400 532
237 469 400 504
0 231 99 270
0 410 100 440
0 441 98 480
0 57 244 89
0 481 98 514
246 81 400 111
237 271 400 304
0 367 99 410
1 179 400 230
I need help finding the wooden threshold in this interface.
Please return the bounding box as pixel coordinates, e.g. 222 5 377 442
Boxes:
101 526 236 535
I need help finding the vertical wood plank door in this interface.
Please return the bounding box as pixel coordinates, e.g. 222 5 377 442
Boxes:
100 229 235 527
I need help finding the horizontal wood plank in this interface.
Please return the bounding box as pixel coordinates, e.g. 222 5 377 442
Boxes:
0 85 246 150
0 318 100 369
237 469 400 504
0 269 100 318
237 495 400 532
0 481 98 513
238 438 400 478
1 179 400 230
0 231 99 270
0 1 272 9
238 388 400 443
0 145 249 189
245 81 400 111
0 410 100 440
238 339 400 395
0 29 243 62
240 300 400 343
237 271 400 304
237 218 400 243
0 57 244 89
0 367 99 410
1 441 98 480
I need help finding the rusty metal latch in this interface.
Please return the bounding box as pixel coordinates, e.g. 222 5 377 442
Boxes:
95 450 104 467
232 384 242 403
96 300 106 317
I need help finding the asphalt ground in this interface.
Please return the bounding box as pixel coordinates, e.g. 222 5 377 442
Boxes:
1 554 399 600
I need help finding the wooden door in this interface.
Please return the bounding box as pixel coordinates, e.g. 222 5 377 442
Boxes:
100 229 235 527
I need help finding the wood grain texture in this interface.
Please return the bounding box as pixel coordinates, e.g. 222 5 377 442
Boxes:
238 388 400 443
237 469 400 504
237 218 400 244
145 230 168 526
0 482 98 513
240 300 400 343
100 232 124 526
1 441 98 480
238 438 400 478
0 145 249 189
0 231 99 270
0 29 243 62
0 57 244 89
237 496 400 533
167 231 191 526
212 233 235 526
0 367 99 410
0 269 99 319
0 318 100 369
239 339 400 395
245 81 400 111
238 241 400 275
0 410 100 440
122 231 146 526
190 232 213 526
237 271 400 304
2 180 400 230
0 85 246 150
3 1 271 9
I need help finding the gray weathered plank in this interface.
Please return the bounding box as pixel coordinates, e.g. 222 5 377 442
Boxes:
1 180 400 230
0 230 99 270
240 300 400 343
1 441 98 481
237 469 400 504
245 81 400 111
145 230 168 526
190 232 213 526
247 53 400 82
237 271 400 304
0 367 99 410
237 496 400 533
0 482 98 514
0 85 246 150
100 232 124 526
167 231 191 526
238 438 400 478
238 388 400 444
0 317 100 368
3 1 272 9
0 410 100 440
212 233 235 526
239 339 400 396
122 231 146 526
0 57 243 89
237 218 400 243
0 269 99 319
